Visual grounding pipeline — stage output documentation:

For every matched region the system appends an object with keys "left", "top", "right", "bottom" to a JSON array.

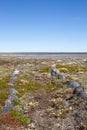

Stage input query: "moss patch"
[
  {"left": 45, "top": 80, "right": 64, "bottom": 92},
  {"left": 15, "top": 79, "right": 45, "bottom": 96},
  {"left": 56, "top": 64, "right": 85, "bottom": 73},
  {"left": 39, "top": 66, "right": 50, "bottom": 73},
  {"left": 13, "top": 100, "right": 20, "bottom": 106},
  {"left": 0, "top": 77, "right": 9, "bottom": 90}
]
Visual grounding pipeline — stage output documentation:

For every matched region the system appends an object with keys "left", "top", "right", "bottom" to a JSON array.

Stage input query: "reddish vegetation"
[{"left": 0, "top": 112, "right": 25, "bottom": 130}]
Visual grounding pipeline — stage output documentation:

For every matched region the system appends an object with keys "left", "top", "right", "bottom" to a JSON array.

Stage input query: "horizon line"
[{"left": 0, "top": 52, "right": 87, "bottom": 54}]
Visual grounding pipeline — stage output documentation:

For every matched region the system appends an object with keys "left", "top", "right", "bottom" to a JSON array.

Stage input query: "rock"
[
  {"left": 8, "top": 67, "right": 19, "bottom": 86},
  {"left": 68, "top": 62, "right": 77, "bottom": 65},
  {"left": 8, "top": 94, "right": 19, "bottom": 101},
  {"left": 50, "top": 64, "right": 65, "bottom": 80},
  {"left": 57, "top": 72, "right": 65, "bottom": 80},
  {"left": 9, "top": 88, "right": 19, "bottom": 95},
  {"left": 2, "top": 88, "right": 19, "bottom": 113},
  {"left": 10, "top": 75, "right": 17, "bottom": 83},
  {"left": 51, "top": 64, "right": 56, "bottom": 68},
  {"left": 63, "top": 101, "right": 69, "bottom": 107},
  {"left": 13, "top": 69, "right": 19, "bottom": 75},
  {"left": 2, "top": 99, "right": 14, "bottom": 113},
  {"left": 52, "top": 123, "right": 61, "bottom": 130},
  {"left": 66, "top": 80, "right": 81, "bottom": 89},
  {"left": 7, "top": 82, "right": 14, "bottom": 86},
  {"left": 66, "top": 80, "right": 87, "bottom": 100},
  {"left": 80, "top": 92, "right": 87, "bottom": 100}
]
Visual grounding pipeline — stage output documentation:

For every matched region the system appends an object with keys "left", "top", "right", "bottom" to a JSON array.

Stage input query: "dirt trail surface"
[{"left": 0, "top": 56, "right": 87, "bottom": 130}]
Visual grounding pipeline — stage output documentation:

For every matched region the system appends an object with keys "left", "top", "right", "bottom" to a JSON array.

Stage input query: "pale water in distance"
[{"left": 0, "top": 53, "right": 87, "bottom": 59}]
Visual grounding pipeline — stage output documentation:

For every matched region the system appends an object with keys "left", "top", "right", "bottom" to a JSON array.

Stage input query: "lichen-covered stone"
[
  {"left": 9, "top": 88, "right": 19, "bottom": 95},
  {"left": 2, "top": 99, "right": 14, "bottom": 113}
]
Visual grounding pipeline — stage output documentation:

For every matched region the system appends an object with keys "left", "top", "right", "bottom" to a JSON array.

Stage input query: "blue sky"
[{"left": 0, "top": 0, "right": 87, "bottom": 52}]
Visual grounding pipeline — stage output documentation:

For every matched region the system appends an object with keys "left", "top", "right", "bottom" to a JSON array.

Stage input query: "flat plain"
[{"left": 0, "top": 55, "right": 87, "bottom": 130}]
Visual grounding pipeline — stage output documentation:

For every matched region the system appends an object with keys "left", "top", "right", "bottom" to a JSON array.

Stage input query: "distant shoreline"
[{"left": 0, "top": 52, "right": 87, "bottom": 59}]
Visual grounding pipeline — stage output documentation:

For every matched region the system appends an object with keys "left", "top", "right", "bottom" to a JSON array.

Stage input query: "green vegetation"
[
  {"left": 0, "top": 77, "right": 9, "bottom": 90},
  {"left": 16, "top": 92, "right": 23, "bottom": 98},
  {"left": 39, "top": 66, "right": 49, "bottom": 73},
  {"left": 46, "top": 80, "right": 64, "bottom": 91},
  {"left": 0, "top": 91, "right": 8, "bottom": 113},
  {"left": 0, "top": 81, "right": 8, "bottom": 113},
  {"left": 0, "top": 77, "right": 10, "bottom": 111},
  {"left": 56, "top": 64, "right": 85, "bottom": 73},
  {"left": 15, "top": 77, "right": 63, "bottom": 94},
  {"left": 0, "top": 93, "right": 7, "bottom": 104},
  {"left": 11, "top": 110, "right": 30, "bottom": 125},
  {"left": 13, "top": 99, "right": 20, "bottom": 106},
  {"left": 0, "top": 59, "right": 10, "bottom": 65},
  {"left": 0, "top": 57, "right": 87, "bottom": 129},
  {"left": 21, "top": 82, "right": 41, "bottom": 93},
  {"left": 15, "top": 77, "right": 45, "bottom": 95},
  {"left": 46, "top": 81, "right": 57, "bottom": 91}
]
